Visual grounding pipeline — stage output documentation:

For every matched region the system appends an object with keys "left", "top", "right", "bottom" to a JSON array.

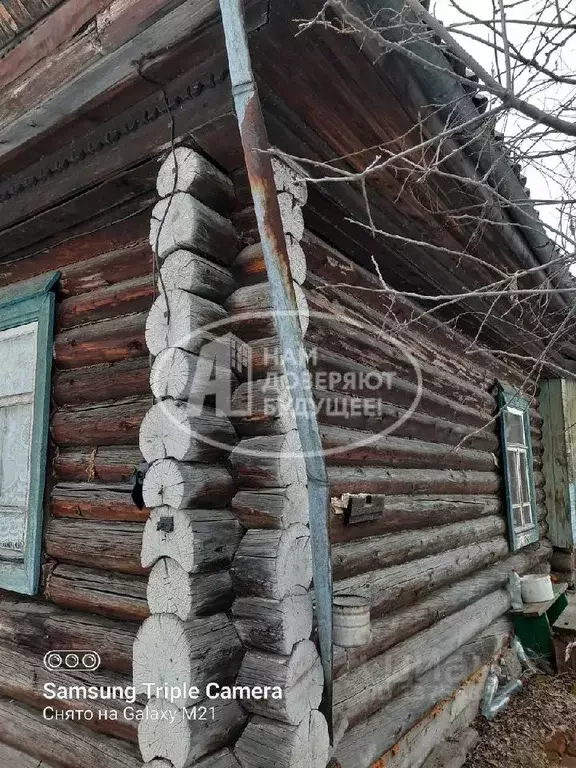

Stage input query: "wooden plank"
[
  {"left": 57, "top": 275, "right": 154, "bottom": 330},
  {"left": 54, "top": 357, "right": 151, "bottom": 406},
  {"left": 54, "top": 313, "right": 148, "bottom": 369},
  {"left": 53, "top": 446, "right": 142, "bottom": 483},
  {"left": 513, "top": 582, "right": 568, "bottom": 617},
  {"left": 58, "top": 242, "right": 152, "bottom": 297},
  {"left": 51, "top": 482, "right": 149, "bottom": 522}
]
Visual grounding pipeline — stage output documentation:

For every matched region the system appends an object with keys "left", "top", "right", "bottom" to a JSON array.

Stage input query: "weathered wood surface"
[
  {"left": 150, "top": 192, "right": 238, "bottom": 263},
  {"left": 147, "top": 558, "right": 234, "bottom": 619},
  {"left": 335, "top": 537, "right": 509, "bottom": 617},
  {"left": 156, "top": 147, "right": 235, "bottom": 212},
  {"left": 145, "top": 289, "right": 227, "bottom": 356},
  {"left": 143, "top": 459, "right": 235, "bottom": 509},
  {"left": 150, "top": 345, "right": 238, "bottom": 401},
  {"left": 234, "top": 239, "right": 307, "bottom": 286},
  {"left": 335, "top": 542, "right": 550, "bottom": 676},
  {"left": 0, "top": 740, "right": 59, "bottom": 767},
  {"left": 235, "top": 710, "right": 329, "bottom": 768},
  {"left": 334, "top": 621, "right": 511, "bottom": 767},
  {"left": 45, "top": 519, "right": 145, "bottom": 575},
  {"left": 327, "top": 467, "right": 501, "bottom": 497},
  {"left": 332, "top": 515, "right": 506, "bottom": 580},
  {"left": 330, "top": 495, "right": 500, "bottom": 543},
  {"left": 45, "top": 564, "right": 149, "bottom": 621},
  {"left": 232, "top": 591, "right": 313, "bottom": 654},
  {"left": 231, "top": 524, "right": 312, "bottom": 600},
  {"left": 230, "top": 432, "right": 307, "bottom": 488},
  {"left": 0, "top": 699, "right": 141, "bottom": 768},
  {"left": 58, "top": 241, "right": 152, "bottom": 297},
  {"left": 230, "top": 377, "right": 296, "bottom": 436},
  {"left": 139, "top": 400, "right": 237, "bottom": 463},
  {"left": 334, "top": 590, "right": 510, "bottom": 727},
  {"left": 236, "top": 640, "right": 323, "bottom": 724},
  {"left": 138, "top": 697, "right": 246, "bottom": 768},
  {"left": 55, "top": 312, "right": 147, "bottom": 368},
  {"left": 0, "top": 644, "right": 140, "bottom": 742},
  {"left": 159, "top": 249, "right": 235, "bottom": 299},
  {"left": 54, "top": 357, "right": 150, "bottom": 406},
  {"left": 51, "top": 482, "right": 148, "bottom": 522},
  {"left": 225, "top": 282, "right": 309, "bottom": 340},
  {"left": 51, "top": 398, "right": 151, "bottom": 446},
  {"left": 231, "top": 486, "right": 309, "bottom": 529},
  {"left": 54, "top": 447, "right": 143, "bottom": 483},
  {"left": 141, "top": 507, "right": 242, "bottom": 571},
  {"left": 134, "top": 613, "right": 244, "bottom": 708},
  {"left": 57, "top": 275, "right": 154, "bottom": 329},
  {"left": 271, "top": 157, "right": 308, "bottom": 205}
]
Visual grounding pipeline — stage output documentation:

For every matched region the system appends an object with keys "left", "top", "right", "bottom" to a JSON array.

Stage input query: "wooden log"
[
  {"left": 138, "top": 697, "right": 246, "bottom": 768},
  {"left": 54, "top": 312, "right": 147, "bottom": 369},
  {"left": 232, "top": 590, "right": 313, "bottom": 654},
  {"left": 271, "top": 157, "right": 308, "bottom": 205},
  {"left": 150, "top": 192, "right": 238, "bottom": 263},
  {"left": 234, "top": 239, "right": 307, "bottom": 285},
  {"left": 231, "top": 524, "right": 312, "bottom": 600},
  {"left": 51, "top": 398, "right": 151, "bottom": 447},
  {"left": 335, "top": 537, "right": 509, "bottom": 617},
  {"left": 236, "top": 640, "right": 323, "bottom": 724},
  {"left": 335, "top": 541, "right": 551, "bottom": 676},
  {"left": 133, "top": 613, "right": 243, "bottom": 708},
  {"left": 45, "top": 564, "right": 149, "bottom": 621},
  {"left": 144, "top": 750, "right": 241, "bottom": 768},
  {"left": 150, "top": 345, "right": 238, "bottom": 401},
  {"left": 225, "top": 283, "right": 309, "bottom": 340},
  {"left": 0, "top": 699, "right": 141, "bottom": 768},
  {"left": 327, "top": 466, "right": 500, "bottom": 497},
  {"left": 51, "top": 482, "right": 148, "bottom": 522},
  {"left": 235, "top": 710, "right": 329, "bottom": 768},
  {"left": 230, "top": 432, "right": 307, "bottom": 489},
  {"left": 332, "top": 515, "right": 506, "bottom": 580},
  {"left": 334, "top": 590, "right": 510, "bottom": 728},
  {"left": 54, "top": 446, "right": 142, "bottom": 483},
  {"left": 156, "top": 147, "right": 235, "bottom": 212},
  {"left": 54, "top": 357, "right": 150, "bottom": 406},
  {"left": 59, "top": 242, "right": 152, "bottom": 298},
  {"left": 231, "top": 486, "right": 309, "bottom": 529},
  {"left": 44, "top": 517, "right": 144, "bottom": 575},
  {"left": 334, "top": 622, "right": 511, "bottom": 768},
  {"left": 330, "top": 495, "right": 500, "bottom": 543},
  {"left": 321, "top": 426, "right": 495, "bottom": 472},
  {"left": 277, "top": 191, "right": 305, "bottom": 240},
  {"left": 142, "top": 459, "right": 235, "bottom": 510},
  {"left": 159, "top": 249, "right": 235, "bottom": 300},
  {"left": 0, "top": 644, "right": 140, "bottom": 743},
  {"left": 147, "top": 558, "right": 234, "bottom": 620},
  {"left": 145, "top": 289, "right": 228, "bottom": 356},
  {"left": 57, "top": 276, "right": 154, "bottom": 330},
  {"left": 141, "top": 506, "right": 242, "bottom": 571},
  {"left": 139, "top": 400, "right": 237, "bottom": 463},
  {"left": 0, "top": 741, "right": 59, "bottom": 767},
  {"left": 230, "top": 376, "right": 296, "bottom": 436}
]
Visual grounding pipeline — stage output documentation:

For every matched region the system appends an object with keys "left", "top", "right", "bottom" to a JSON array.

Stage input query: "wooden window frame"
[
  {"left": 497, "top": 384, "right": 539, "bottom": 552},
  {"left": 0, "top": 272, "right": 58, "bottom": 594}
]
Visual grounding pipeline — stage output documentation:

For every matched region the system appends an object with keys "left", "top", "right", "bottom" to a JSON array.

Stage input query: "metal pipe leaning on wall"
[{"left": 135, "top": 147, "right": 248, "bottom": 768}]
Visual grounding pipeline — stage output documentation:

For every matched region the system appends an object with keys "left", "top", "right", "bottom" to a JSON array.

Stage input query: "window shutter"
[{"left": 0, "top": 272, "right": 59, "bottom": 594}]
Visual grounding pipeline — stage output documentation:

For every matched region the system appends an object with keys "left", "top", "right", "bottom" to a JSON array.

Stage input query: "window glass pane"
[
  {"left": 505, "top": 409, "right": 526, "bottom": 445},
  {"left": 0, "top": 322, "right": 37, "bottom": 399},
  {"left": 512, "top": 505, "right": 524, "bottom": 528},
  {"left": 519, "top": 456, "right": 534, "bottom": 525},
  {"left": 507, "top": 448, "right": 522, "bottom": 506},
  {"left": 0, "top": 402, "right": 33, "bottom": 508}
]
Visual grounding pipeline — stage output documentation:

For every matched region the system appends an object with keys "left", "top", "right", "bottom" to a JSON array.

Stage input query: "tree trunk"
[
  {"left": 159, "top": 249, "right": 234, "bottom": 300},
  {"left": 231, "top": 486, "right": 309, "bottom": 529},
  {"left": 142, "top": 459, "right": 235, "bottom": 509},
  {"left": 232, "top": 591, "right": 313, "bottom": 654},
  {"left": 147, "top": 557, "right": 233, "bottom": 620},
  {"left": 156, "top": 147, "right": 234, "bottom": 213}
]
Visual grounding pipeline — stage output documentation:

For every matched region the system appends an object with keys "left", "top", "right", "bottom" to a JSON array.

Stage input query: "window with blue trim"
[
  {"left": 0, "top": 272, "right": 59, "bottom": 594},
  {"left": 497, "top": 384, "right": 539, "bottom": 551}
]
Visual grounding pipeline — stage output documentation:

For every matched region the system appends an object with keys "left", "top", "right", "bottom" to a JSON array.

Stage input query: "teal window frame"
[
  {"left": 497, "top": 384, "right": 539, "bottom": 551},
  {"left": 0, "top": 272, "right": 59, "bottom": 594}
]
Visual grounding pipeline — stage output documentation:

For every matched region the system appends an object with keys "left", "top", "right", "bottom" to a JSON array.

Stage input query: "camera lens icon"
[{"left": 43, "top": 650, "right": 101, "bottom": 671}]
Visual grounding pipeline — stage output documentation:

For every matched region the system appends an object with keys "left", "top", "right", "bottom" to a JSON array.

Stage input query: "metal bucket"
[{"left": 333, "top": 594, "right": 371, "bottom": 648}]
